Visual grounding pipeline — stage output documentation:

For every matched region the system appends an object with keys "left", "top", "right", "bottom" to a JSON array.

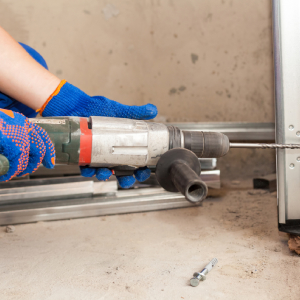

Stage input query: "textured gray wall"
[{"left": 0, "top": 0, "right": 275, "bottom": 178}]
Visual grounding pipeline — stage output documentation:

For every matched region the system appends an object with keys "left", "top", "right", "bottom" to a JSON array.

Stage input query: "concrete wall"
[
  {"left": 1, "top": 0, "right": 275, "bottom": 178},
  {"left": 1, "top": 0, "right": 274, "bottom": 122}
]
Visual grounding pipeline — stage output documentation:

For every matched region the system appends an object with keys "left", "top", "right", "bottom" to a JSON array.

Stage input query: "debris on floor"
[
  {"left": 247, "top": 189, "right": 268, "bottom": 196},
  {"left": 6, "top": 225, "right": 15, "bottom": 233},
  {"left": 288, "top": 234, "right": 300, "bottom": 255}
]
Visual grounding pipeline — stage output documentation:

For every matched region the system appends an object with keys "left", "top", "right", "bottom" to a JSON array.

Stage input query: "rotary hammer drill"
[{"left": 0, "top": 116, "right": 231, "bottom": 203}]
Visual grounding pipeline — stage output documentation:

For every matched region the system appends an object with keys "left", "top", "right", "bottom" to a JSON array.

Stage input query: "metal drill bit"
[
  {"left": 190, "top": 258, "right": 218, "bottom": 287},
  {"left": 230, "top": 143, "right": 300, "bottom": 149}
]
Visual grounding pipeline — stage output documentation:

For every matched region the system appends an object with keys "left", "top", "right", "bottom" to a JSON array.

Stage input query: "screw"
[
  {"left": 289, "top": 125, "right": 294, "bottom": 130},
  {"left": 290, "top": 163, "right": 295, "bottom": 169},
  {"left": 190, "top": 258, "right": 218, "bottom": 287}
]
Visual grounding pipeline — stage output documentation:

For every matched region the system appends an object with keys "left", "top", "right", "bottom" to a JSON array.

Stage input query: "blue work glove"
[
  {"left": 39, "top": 80, "right": 157, "bottom": 188},
  {"left": 0, "top": 43, "right": 48, "bottom": 118},
  {"left": 0, "top": 109, "right": 55, "bottom": 181},
  {"left": 79, "top": 166, "right": 151, "bottom": 189}
]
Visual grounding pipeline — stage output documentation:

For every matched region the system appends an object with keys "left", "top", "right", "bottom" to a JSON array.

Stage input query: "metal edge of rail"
[
  {"left": 0, "top": 188, "right": 192, "bottom": 226},
  {"left": 170, "top": 122, "right": 275, "bottom": 142},
  {"left": 0, "top": 170, "right": 220, "bottom": 226}
]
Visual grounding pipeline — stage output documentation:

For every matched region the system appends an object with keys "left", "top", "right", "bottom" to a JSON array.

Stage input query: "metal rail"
[
  {"left": 0, "top": 170, "right": 220, "bottom": 225},
  {"left": 171, "top": 122, "right": 275, "bottom": 142},
  {"left": 0, "top": 188, "right": 193, "bottom": 225},
  {"left": 0, "top": 181, "right": 118, "bottom": 205}
]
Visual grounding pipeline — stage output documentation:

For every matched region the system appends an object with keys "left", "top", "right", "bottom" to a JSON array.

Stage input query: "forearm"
[{"left": 0, "top": 27, "right": 60, "bottom": 111}]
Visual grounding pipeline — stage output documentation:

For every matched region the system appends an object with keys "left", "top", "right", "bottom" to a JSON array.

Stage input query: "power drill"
[{"left": 0, "top": 116, "right": 229, "bottom": 203}]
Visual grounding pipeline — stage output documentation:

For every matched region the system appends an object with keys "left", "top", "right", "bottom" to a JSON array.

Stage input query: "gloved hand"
[
  {"left": 0, "top": 43, "right": 48, "bottom": 118},
  {"left": 0, "top": 108, "right": 55, "bottom": 181},
  {"left": 38, "top": 80, "right": 157, "bottom": 188},
  {"left": 0, "top": 41, "right": 157, "bottom": 188},
  {"left": 79, "top": 166, "right": 151, "bottom": 189}
]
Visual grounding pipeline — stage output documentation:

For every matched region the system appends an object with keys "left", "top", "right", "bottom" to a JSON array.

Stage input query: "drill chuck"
[
  {"left": 183, "top": 131, "right": 229, "bottom": 158},
  {"left": 167, "top": 125, "right": 230, "bottom": 158}
]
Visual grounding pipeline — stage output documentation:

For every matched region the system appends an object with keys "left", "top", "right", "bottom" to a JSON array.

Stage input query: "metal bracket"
[{"left": 273, "top": 0, "right": 300, "bottom": 234}]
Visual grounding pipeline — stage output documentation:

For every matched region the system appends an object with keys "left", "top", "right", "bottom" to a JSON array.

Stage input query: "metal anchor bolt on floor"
[{"left": 190, "top": 258, "right": 218, "bottom": 287}]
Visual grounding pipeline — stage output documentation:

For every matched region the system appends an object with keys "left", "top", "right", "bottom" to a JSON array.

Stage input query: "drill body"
[
  {"left": 31, "top": 116, "right": 230, "bottom": 169},
  {"left": 1, "top": 116, "right": 229, "bottom": 203}
]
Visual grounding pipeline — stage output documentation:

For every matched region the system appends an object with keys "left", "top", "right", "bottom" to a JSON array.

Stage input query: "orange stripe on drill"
[
  {"left": 37, "top": 79, "right": 67, "bottom": 115},
  {"left": 79, "top": 118, "right": 92, "bottom": 165}
]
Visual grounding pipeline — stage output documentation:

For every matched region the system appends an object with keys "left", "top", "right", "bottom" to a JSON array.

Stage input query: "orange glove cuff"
[{"left": 36, "top": 79, "right": 67, "bottom": 114}]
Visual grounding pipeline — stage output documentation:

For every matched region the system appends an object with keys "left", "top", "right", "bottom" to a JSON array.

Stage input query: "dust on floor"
[{"left": 0, "top": 184, "right": 299, "bottom": 300}]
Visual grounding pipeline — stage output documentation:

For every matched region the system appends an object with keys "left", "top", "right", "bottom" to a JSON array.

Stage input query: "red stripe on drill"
[{"left": 79, "top": 118, "right": 92, "bottom": 165}]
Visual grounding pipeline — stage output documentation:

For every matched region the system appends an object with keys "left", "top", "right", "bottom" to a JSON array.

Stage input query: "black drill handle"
[
  {"left": 156, "top": 148, "right": 208, "bottom": 204},
  {"left": 170, "top": 160, "right": 208, "bottom": 203}
]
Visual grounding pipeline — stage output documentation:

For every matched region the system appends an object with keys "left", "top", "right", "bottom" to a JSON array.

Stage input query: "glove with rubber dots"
[
  {"left": 0, "top": 43, "right": 48, "bottom": 118},
  {"left": 38, "top": 80, "right": 157, "bottom": 188},
  {"left": 0, "top": 108, "right": 55, "bottom": 181}
]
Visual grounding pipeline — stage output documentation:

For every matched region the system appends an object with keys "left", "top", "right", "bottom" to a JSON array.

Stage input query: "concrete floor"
[{"left": 1, "top": 184, "right": 299, "bottom": 300}]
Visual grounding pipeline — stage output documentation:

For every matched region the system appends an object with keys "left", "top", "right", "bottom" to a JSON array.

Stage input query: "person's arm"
[
  {"left": 0, "top": 26, "right": 60, "bottom": 111},
  {"left": 0, "top": 27, "right": 157, "bottom": 187}
]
